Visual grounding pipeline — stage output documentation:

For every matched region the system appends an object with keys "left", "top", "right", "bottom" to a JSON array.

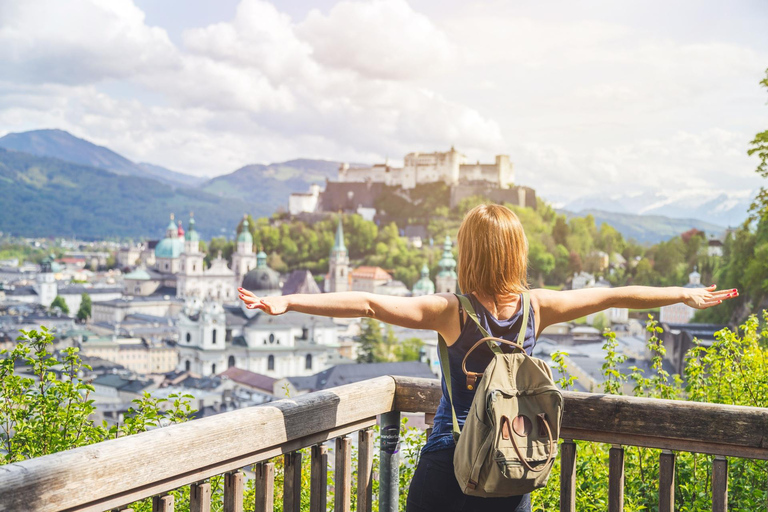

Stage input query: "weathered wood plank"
[
  {"left": 560, "top": 440, "right": 576, "bottom": 512},
  {"left": 357, "top": 429, "right": 374, "bottom": 512},
  {"left": 712, "top": 456, "right": 728, "bottom": 512},
  {"left": 253, "top": 462, "right": 274, "bottom": 512},
  {"left": 658, "top": 451, "right": 675, "bottom": 512},
  {"left": 223, "top": 472, "right": 244, "bottom": 512},
  {"left": 189, "top": 482, "right": 211, "bottom": 512},
  {"left": 608, "top": 446, "right": 624, "bottom": 512},
  {"left": 0, "top": 376, "right": 395, "bottom": 512},
  {"left": 152, "top": 495, "right": 174, "bottom": 512},
  {"left": 335, "top": 436, "right": 352, "bottom": 512},
  {"left": 283, "top": 451, "right": 303, "bottom": 512},
  {"left": 310, "top": 444, "right": 328, "bottom": 512},
  {"left": 393, "top": 377, "right": 441, "bottom": 415}
]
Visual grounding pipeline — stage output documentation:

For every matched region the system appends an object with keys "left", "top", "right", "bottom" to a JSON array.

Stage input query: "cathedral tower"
[{"left": 232, "top": 215, "right": 257, "bottom": 288}]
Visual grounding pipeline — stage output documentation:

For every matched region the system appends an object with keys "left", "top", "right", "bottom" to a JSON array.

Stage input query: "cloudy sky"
[{"left": 0, "top": 0, "right": 766, "bottom": 206}]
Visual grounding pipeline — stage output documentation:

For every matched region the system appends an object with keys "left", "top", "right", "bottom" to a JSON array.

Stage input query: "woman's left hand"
[{"left": 683, "top": 285, "right": 738, "bottom": 309}]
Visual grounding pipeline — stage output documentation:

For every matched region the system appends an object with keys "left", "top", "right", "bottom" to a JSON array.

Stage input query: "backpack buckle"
[{"left": 466, "top": 372, "right": 479, "bottom": 390}]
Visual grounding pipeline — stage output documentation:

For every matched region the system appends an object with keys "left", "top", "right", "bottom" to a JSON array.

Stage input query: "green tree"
[
  {"left": 395, "top": 337, "right": 424, "bottom": 362},
  {"left": 748, "top": 68, "right": 768, "bottom": 218},
  {"left": 49, "top": 295, "right": 69, "bottom": 315},
  {"left": 76, "top": 292, "right": 91, "bottom": 322},
  {"left": 357, "top": 318, "right": 385, "bottom": 363}
]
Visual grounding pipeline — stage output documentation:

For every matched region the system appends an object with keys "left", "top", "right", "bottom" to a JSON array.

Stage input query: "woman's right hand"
[{"left": 238, "top": 288, "right": 288, "bottom": 315}]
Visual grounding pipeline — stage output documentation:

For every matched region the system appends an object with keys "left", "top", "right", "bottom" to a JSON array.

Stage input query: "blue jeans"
[{"left": 406, "top": 447, "right": 532, "bottom": 512}]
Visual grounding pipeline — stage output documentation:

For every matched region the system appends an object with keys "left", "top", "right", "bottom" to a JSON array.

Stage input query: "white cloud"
[
  {"left": 0, "top": 0, "right": 764, "bottom": 215},
  {"left": 297, "top": 0, "right": 455, "bottom": 80},
  {"left": 0, "top": 0, "right": 178, "bottom": 84}
]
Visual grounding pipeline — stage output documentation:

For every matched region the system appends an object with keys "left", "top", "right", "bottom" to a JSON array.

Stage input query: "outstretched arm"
[
  {"left": 238, "top": 287, "right": 458, "bottom": 337},
  {"left": 531, "top": 285, "right": 738, "bottom": 337}
]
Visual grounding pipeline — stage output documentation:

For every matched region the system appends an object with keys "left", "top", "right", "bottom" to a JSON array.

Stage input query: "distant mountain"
[
  {"left": 558, "top": 208, "right": 727, "bottom": 244},
  {"left": 199, "top": 158, "right": 348, "bottom": 216},
  {"left": 0, "top": 148, "right": 252, "bottom": 239},
  {"left": 138, "top": 162, "right": 207, "bottom": 187},
  {"left": 563, "top": 189, "right": 752, "bottom": 227},
  {"left": 0, "top": 129, "right": 205, "bottom": 188}
]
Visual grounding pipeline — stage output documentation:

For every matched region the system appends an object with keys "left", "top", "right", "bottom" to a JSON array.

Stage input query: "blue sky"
[{"left": 0, "top": 0, "right": 766, "bottom": 209}]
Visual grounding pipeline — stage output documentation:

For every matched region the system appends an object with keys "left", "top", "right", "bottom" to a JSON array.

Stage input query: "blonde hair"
[{"left": 457, "top": 204, "right": 529, "bottom": 297}]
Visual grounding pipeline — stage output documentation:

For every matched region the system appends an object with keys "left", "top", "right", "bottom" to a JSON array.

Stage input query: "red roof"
[
  {"left": 219, "top": 367, "right": 276, "bottom": 392},
  {"left": 351, "top": 266, "right": 391, "bottom": 280}
]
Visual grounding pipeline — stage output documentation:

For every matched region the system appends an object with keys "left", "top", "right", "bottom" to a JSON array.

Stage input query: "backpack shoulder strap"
[
  {"left": 437, "top": 334, "right": 461, "bottom": 441},
  {"left": 518, "top": 291, "right": 531, "bottom": 346}
]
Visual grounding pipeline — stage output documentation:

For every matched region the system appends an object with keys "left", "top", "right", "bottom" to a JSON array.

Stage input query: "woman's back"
[{"left": 422, "top": 292, "right": 537, "bottom": 455}]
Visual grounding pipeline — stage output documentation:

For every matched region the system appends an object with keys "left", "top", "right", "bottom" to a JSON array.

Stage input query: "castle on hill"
[
  {"left": 338, "top": 147, "right": 513, "bottom": 189},
  {"left": 288, "top": 147, "right": 536, "bottom": 217}
]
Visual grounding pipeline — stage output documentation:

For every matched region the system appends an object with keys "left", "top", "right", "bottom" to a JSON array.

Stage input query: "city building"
[
  {"left": 122, "top": 214, "right": 236, "bottom": 301},
  {"left": 176, "top": 299, "right": 345, "bottom": 378},
  {"left": 350, "top": 266, "right": 392, "bottom": 293}
]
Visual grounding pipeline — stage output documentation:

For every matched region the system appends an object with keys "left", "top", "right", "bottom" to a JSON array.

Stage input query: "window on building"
[
  {"left": 268, "top": 355, "right": 275, "bottom": 371},
  {"left": 212, "top": 330, "right": 217, "bottom": 344},
  {"left": 186, "top": 333, "right": 191, "bottom": 343},
  {"left": 228, "top": 355, "right": 236, "bottom": 368},
  {"left": 226, "top": 329, "right": 232, "bottom": 342},
  {"left": 193, "top": 264, "right": 196, "bottom": 272},
  {"left": 269, "top": 333, "right": 275, "bottom": 344},
  {"left": 305, "top": 354, "right": 312, "bottom": 370},
  {"left": 301, "top": 327, "right": 309, "bottom": 340},
  {"left": 212, "top": 363, "right": 216, "bottom": 374}
]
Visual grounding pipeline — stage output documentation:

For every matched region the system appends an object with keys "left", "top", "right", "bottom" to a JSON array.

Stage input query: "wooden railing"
[{"left": 0, "top": 376, "right": 766, "bottom": 512}]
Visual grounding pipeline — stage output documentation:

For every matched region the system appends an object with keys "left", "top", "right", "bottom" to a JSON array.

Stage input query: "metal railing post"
[{"left": 378, "top": 410, "right": 401, "bottom": 512}]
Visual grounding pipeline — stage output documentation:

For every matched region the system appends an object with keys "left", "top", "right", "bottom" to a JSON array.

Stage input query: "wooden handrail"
[
  {"left": 1, "top": 375, "right": 767, "bottom": 512},
  {"left": 392, "top": 377, "right": 768, "bottom": 460},
  {"left": 0, "top": 376, "right": 396, "bottom": 512}
]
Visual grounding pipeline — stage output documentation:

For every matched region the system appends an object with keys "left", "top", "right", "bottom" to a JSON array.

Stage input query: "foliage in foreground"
[{"left": 3, "top": 317, "right": 768, "bottom": 510}]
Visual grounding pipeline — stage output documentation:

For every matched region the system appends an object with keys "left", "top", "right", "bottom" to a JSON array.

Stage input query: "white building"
[
  {"left": 177, "top": 300, "right": 342, "bottom": 378},
  {"left": 122, "top": 214, "right": 236, "bottom": 302},
  {"left": 288, "top": 184, "right": 321, "bottom": 215}
]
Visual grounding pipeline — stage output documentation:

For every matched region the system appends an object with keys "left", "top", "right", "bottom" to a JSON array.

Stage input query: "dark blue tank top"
[{"left": 422, "top": 293, "right": 537, "bottom": 454}]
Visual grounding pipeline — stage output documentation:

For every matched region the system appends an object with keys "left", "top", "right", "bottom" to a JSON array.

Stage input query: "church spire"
[{"left": 333, "top": 215, "right": 346, "bottom": 254}]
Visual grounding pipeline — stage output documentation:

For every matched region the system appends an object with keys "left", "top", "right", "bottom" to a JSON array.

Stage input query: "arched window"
[
  {"left": 185, "top": 360, "right": 190, "bottom": 372},
  {"left": 228, "top": 355, "right": 236, "bottom": 368},
  {"left": 211, "top": 363, "right": 216, "bottom": 375},
  {"left": 212, "top": 330, "right": 217, "bottom": 344},
  {"left": 186, "top": 333, "right": 191, "bottom": 343},
  {"left": 269, "top": 333, "right": 275, "bottom": 344},
  {"left": 305, "top": 354, "right": 312, "bottom": 370},
  {"left": 267, "top": 355, "right": 275, "bottom": 371}
]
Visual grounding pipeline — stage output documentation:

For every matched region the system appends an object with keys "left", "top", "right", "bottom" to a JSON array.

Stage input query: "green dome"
[
  {"left": 256, "top": 250, "right": 268, "bottom": 268},
  {"left": 155, "top": 237, "right": 185, "bottom": 259},
  {"left": 412, "top": 264, "right": 435, "bottom": 294}
]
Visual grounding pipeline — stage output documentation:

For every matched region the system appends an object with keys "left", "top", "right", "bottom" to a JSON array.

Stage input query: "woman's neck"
[{"left": 472, "top": 291, "right": 520, "bottom": 320}]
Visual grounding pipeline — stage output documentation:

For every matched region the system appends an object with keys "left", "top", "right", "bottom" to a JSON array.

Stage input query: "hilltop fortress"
[
  {"left": 289, "top": 147, "right": 535, "bottom": 217},
  {"left": 338, "top": 147, "right": 513, "bottom": 189}
]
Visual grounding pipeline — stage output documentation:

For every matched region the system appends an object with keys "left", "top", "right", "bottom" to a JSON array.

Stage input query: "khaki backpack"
[{"left": 437, "top": 292, "right": 563, "bottom": 497}]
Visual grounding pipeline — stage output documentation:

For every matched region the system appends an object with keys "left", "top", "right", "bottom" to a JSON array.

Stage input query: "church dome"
[
  {"left": 412, "top": 263, "right": 435, "bottom": 295},
  {"left": 237, "top": 217, "right": 253, "bottom": 245},
  {"left": 242, "top": 266, "right": 281, "bottom": 292},
  {"left": 155, "top": 237, "right": 185, "bottom": 259}
]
